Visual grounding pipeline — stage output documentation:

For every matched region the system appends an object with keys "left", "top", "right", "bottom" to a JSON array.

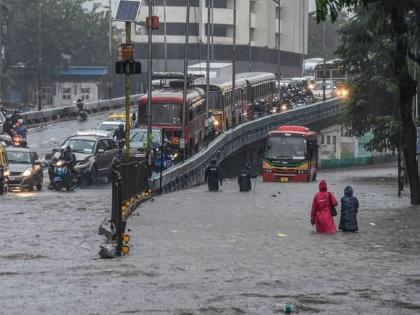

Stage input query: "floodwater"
[{"left": 1, "top": 164, "right": 419, "bottom": 314}]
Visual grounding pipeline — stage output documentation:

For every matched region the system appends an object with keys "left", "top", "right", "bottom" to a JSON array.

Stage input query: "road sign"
[{"left": 115, "top": 0, "right": 142, "bottom": 22}]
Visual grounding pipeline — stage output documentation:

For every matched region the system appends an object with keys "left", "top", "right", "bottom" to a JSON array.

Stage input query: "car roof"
[
  {"left": 74, "top": 129, "right": 110, "bottom": 137},
  {"left": 66, "top": 135, "right": 104, "bottom": 141}
]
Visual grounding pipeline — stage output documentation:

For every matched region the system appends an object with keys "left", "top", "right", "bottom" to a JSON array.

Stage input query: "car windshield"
[
  {"left": 7, "top": 151, "right": 31, "bottom": 164},
  {"left": 130, "top": 129, "right": 161, "bottom": 144},
  {"left": 64, "top": 139, "right": 95, "bottom": 154},
  {"left": 314, "top": 82, "right": 334, "bottom": 90},
  {"left": 138, "top": 103, "right": 182, "bottom": 124},
  {"left": 98, "top": 123, "right": 120, "bottom": 131},
  {"left": 265, "top": 135, "right": 307, "bottom": 160}
]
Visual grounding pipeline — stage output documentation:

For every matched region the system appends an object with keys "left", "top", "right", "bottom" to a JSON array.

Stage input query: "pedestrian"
[
  {"left": 311, "top": 180, "right": 337, "bottom": 234},
  {"left": 339, "top": 185, "right": 359, "bottom": 232},
  {"left": 205, "top": 160, "right": 222, "bottom": 192},
  {"left": 238, "top": 164, "right": 257, "bottom": 192}
]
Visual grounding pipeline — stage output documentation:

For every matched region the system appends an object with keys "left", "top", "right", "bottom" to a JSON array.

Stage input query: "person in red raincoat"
[{"left": 311, "top": 180, "right": 338, "bottom": 234}]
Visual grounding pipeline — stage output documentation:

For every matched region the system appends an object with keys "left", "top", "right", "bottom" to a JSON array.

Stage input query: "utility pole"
[
  {"left": 232, "top": 0, "right": 237, "bottom": 125},
  {"left": 301, "top": 0, "right": 305, "bottom": 77},
  {"left": 37, "top": 0, "right": 42, "bottom": 111},
  {"left": 322, "top": 21, "right": 326, "bottom": 102},
  {"left": 124, "top": 21, "right": 132, "bottom": 159},
  {"left": 211, "top": 0, "right": 214, "bottom": 61},
  {"left": 205, "top": 0, "right": 211, "bottom": 122},
  {"left": 248, "top": 1, "right": 252, "bottom": 72},
  {"left": 182, "top": 0, "right": 191, "bottom": 161},
  {"left": 0, "top": 3, "right": 8, "bottom": 102},
  {"left": 108, "top": 0, "right": 113, "bottom": 99},
  {"left": 276, "top": 0, "right": 281, "bottom": 102},
  {"left": 163, "top": 0, "right": 167, "bottom": 72},
  {"left": 147, "top": 0, "right": 153, "bottom": 168}
]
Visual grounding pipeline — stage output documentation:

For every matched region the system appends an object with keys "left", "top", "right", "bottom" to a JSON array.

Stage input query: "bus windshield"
[
  {"left": 138, "top": 103, "right": 182, "bottom": 125},
  {"left": 265, "top": 135, "right": 307, "bottom": 160}
]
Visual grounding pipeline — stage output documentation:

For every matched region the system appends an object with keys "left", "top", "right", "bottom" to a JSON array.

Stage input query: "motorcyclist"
[
  {"left": 3, "top": 117, "right": 14, "bottom": 137},
  {"left": 11, "top": 110, "right": 22, "bottom": 125},
  {"left": 205, "top": 160, "right": 223, "bottom": 192},
  {"left": 76, "top": 98, "right": 84, "bottom": 111},
  {"left": 238, "top": 164, "right": 257, "bottom": 192},
  {"left": 113, "top": 124, "right": 126, "bottom": 141},
  {"left": 15, "top": 119, "right": 27, "bottom": 138},
  {"left": 61, "top": 145, "right": 76, "bottom": 184}
]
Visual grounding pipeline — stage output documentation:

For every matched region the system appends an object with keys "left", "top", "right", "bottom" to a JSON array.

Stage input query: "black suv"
[{"left": 47, "top": 134, "right": 118, "bottom": 185}]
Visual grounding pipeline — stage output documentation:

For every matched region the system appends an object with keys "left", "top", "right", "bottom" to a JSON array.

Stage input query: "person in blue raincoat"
[{"left": 339, "top": 185, "right": 359, "bottom": 232}]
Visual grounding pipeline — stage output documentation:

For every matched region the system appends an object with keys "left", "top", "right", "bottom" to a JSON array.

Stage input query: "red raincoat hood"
[{"left": 319, "top": 180, "right": 328, "bottom": 192}]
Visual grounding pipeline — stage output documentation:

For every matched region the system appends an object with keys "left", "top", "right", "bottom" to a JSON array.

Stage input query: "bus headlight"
[{"left": 280, "top": 104, "right": 288, "bottom": 111}]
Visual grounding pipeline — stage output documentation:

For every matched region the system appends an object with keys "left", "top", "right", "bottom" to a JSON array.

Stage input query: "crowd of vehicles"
[{"left": 0, "top": 68, "right": 340, "bottom": 194}]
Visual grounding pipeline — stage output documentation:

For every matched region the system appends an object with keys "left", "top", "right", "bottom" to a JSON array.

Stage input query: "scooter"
[{"left": 51, "top": 160, "right": 74, "bottom": 191}]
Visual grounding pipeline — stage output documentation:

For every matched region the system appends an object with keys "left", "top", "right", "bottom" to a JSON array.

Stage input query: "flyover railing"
[
  {"left": 21, "top": 94, "right": 141, "bottom": 127},
  {"left": 149, "top": 97, "right": 344, "bottom": 193}
]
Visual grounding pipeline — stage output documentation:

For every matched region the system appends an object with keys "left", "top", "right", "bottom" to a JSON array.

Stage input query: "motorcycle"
[
  {"left": 51, "top": 160, "right": 74, "bottom": 191},
  {"left": 78, "top": 108, "right": 88, "bottom": 121}
]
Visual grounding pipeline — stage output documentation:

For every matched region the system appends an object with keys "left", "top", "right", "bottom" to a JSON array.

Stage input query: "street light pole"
[
  {"left": 182, "top": 0, "right": 191, "bottom": 161},
  {"left": 322, "top": 21, "right": 326, "bottom": 102},
  {"left": 37, "top": 0, "right": 42, "bottom": 111},
  {"left": 163, "top": 0, "right": 167, "bottom": 72},
  {"left": 232, "top": 0, "right": 237, "bottom": 125},
  {"left": 205, "top": 0, "right": 211, "bottom": 123},
  {"left": 147, "top": 0, "right": 153, "bottom": 169},
  {"left": 277, "top": 0, "right": 281, "bottom": 102},
  {"left": 108, "top": 0, "right": 113, "bottom": 99}
]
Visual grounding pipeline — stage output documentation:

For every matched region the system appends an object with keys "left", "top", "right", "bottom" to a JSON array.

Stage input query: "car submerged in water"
[{"left": 6, "top": 147, "right": 43, "bottom": 191}]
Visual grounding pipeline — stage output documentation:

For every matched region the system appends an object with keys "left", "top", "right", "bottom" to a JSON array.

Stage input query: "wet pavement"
[{"left": 1, "top": 164, "right": 420, "bottom": 314}]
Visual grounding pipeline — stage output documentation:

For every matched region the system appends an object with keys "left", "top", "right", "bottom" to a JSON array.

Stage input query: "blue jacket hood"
[{"left": 344, "top": 185, "right": 353, "bottom": 197}]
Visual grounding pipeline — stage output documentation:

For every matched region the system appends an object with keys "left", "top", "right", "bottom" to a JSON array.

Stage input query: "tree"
[
  {"left": 336, "top": 5, "right": 400, "bottom": 151},
  {"left": 5, "top": 0, "right": 116, "bottom": 102},
  {"left": 316, "top": 0, "right": 420, "bottom": 204},
  {"left": 307, "top": 12, "right": 347, "bottom": 59}
]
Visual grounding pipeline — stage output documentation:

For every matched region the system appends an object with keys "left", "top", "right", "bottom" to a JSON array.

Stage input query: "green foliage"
[
  {"left": 6, "top": 0, "right": 115, "bottom": 85},
  {"left": 336, "top": 4, "right": 400, "bottom": 151},
  {"left": 307, "top": 12, "right": 347, "bottom": 59}
]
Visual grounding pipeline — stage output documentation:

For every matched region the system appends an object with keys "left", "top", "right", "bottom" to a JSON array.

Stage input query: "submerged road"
[{"left": 1, "top": 164, "right": 419, "bottom": 314}]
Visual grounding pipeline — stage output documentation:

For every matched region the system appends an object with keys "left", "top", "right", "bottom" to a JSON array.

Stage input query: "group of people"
[
  {"left": 205, "top": 161, "right": 359, "bottom": 234},
  {"left": 2, "top": 111, "right": 27, "bottom": 139},
  {"left": 204, "top": 161, "right": 257, "bottom": 192},
  {"left": 311, "top": 180, "right": 359, "bottom": 233}
]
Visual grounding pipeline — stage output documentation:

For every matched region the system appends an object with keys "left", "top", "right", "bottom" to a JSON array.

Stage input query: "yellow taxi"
[{"left": 0, "top": 143, "right": 9, "bottom": 194}]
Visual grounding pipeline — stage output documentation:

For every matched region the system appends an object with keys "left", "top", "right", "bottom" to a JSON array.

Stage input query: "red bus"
[
  {"left": 262, "top": 125, "right": 318, "bottom": 182},
  {"left": 137, "top": 87, "right": 206, "bottom": 157}
]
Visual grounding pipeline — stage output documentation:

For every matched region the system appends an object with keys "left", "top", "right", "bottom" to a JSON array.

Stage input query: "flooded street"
[{"left": 1, "top": 164, "right": 419, "bottom": 314}]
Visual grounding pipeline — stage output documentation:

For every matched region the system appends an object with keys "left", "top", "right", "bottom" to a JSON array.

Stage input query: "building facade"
[{"left": 132, "top": 0, "right": 308, "bottom": 77}]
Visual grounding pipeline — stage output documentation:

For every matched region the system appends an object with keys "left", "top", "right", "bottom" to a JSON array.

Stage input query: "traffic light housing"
[{"left": 115, "top": 60, "right": 142, "bottom": 75}]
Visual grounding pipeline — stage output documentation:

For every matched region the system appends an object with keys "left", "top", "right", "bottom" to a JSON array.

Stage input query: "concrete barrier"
[{"left": 22, "top": 95, "right": 142, "bottom": 127}]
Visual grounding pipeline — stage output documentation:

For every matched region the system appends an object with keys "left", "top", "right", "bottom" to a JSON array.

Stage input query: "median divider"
[{"left": 22, "top": 94, "right": 142, "bottom": 127}]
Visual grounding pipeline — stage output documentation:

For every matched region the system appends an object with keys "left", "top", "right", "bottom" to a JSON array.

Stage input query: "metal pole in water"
[
  {"left": 124, "top": 21, "right": 132, "bottom": 160},
  {"left": 205, "top": 0, "right": 211, "bottom": 125},
  {"left": 147, "top": 0, "right": 153, "bottom": 171}
]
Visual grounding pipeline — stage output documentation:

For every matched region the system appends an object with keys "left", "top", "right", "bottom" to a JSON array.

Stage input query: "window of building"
[
  {"left": 327, "top": 136, "right": 331, "bottom": 145},
  {"left": 321, "top": 135, "right": 325, "bottom": 144},
  {"left": 333, "top": 136, "right": 337, "bottom": 146},
  {"left": 62, "top": 88, "right": 71, "bottom": 100}
]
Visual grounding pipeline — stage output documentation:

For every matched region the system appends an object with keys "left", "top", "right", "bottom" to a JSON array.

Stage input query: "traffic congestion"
[{"left": 0, "top": 72, "right": 342, "bottom": 196}]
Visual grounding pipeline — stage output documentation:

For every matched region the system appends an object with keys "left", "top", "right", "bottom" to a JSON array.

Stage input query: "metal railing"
[
  {"left": 21, "top": 95, "right": 141, "bottom": 127},
  {"left": 149, "top": 97, "right": 344, "bottom": 193}
]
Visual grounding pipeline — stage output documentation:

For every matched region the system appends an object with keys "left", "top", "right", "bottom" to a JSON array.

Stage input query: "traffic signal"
[{"left": 115, "top": 60, "right": 142, "bottom": 75}]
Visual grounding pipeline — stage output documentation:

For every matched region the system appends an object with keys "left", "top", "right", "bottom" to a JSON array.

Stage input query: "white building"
[{"left": 97, "top": 0, "right": 308, "bottom": 77}]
